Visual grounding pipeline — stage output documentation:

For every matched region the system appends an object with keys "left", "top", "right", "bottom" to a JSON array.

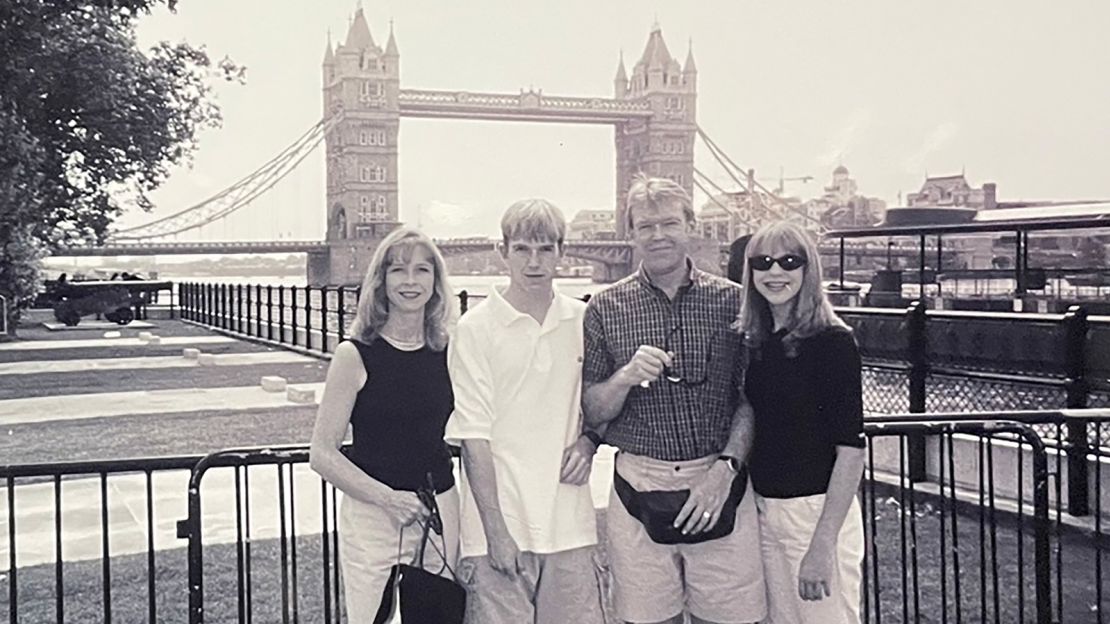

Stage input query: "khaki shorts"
[
  {"left": 607, "top": 452, "right": 767, "bottom": 623},
  {"left": 757, "top": 493, "right": 864, "bottom": 624},
  {"left": 457, "top": 545, "right": 607, "bottom": 624},
  {"left": 338, "top": 487, "right": 460, "bottom": 623}
]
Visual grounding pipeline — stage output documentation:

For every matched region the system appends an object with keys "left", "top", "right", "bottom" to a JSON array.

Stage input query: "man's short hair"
[
  {"left": 501, "top": 198, "right": 566, "bottom": 245},
  {"left": 624, "top": 174, "right": 696, "bottom": 234}
]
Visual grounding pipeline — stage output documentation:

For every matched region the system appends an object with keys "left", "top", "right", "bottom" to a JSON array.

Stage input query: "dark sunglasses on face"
[{"left": 748, "top": 254, "right": 808, "bottom": 272}]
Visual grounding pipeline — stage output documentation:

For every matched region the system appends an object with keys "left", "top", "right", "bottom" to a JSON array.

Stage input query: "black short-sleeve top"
[
  {"left": 346, "top": 338, "right": 455, "bottom": 494},
  {"left": 744, "top": 326, "right": 866, "bottom": 499}
]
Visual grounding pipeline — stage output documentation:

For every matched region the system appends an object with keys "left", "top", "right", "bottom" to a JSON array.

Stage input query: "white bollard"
[
  {"left": 287, "top": 386, "right": 317, "bottom": 404},
  {"left": 261, "top": 376, "right": 287, "bottom": 392},
  {"left": 103, "top": 331, "right": 122, "bottom": 339},
  {"left": 197, "top": 353, "right": 217, "bottom": 366},
  {"left": 138, "top": 331, "right": 154, "bottom": 342},
  {"left": 182, "top": 348, "right": 200, "bottom": 360}
]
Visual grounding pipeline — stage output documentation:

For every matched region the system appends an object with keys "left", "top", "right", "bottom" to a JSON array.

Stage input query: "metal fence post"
[
  {"left": 906, "top": 300, "right": 928, "bottom": 482},
  {"left": 278, "top": 286, "right": 286, "bottom": 344},
  {"left": 290, "top": 286, "right": 298, "bottom": 346},
  {"left": 1063, "top": 304, "right": 1090, "bottom": 516},
  {"left": 336, "top": 286, "right": 346, "bottom": 344},
  {"left": 236, "top": 284, "right": 244, "bottom": 334},
  {"left": 320, "top": 286, "right": 329, "bottom": 353},
  {"left": 244, "top": 285, "right": 252, "bottom": 337},
  {"left": 256, "top": 285, "right": 263, "bottom": 338},
  {"left": 224, "top": 284, "right": 231, "bottom": 329},
  {"left": 304, "top": 286, "right": 314, "bottom": 351},
  {"left": 267, "top": 286, "right": 274, "bottom": 341}
]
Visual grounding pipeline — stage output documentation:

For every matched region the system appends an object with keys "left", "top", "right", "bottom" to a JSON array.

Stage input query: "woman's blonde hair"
[
  {"left": 736, "top": 220, "right": 847, "bottom": 357},
  {"left": 347, "top": 227, "right": 454, "bottom": 351}
]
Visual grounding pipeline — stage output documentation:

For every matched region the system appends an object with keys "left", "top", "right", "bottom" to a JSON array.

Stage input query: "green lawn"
[{"left": 2, "top": 503, "right": 1106, "bottom": 624}]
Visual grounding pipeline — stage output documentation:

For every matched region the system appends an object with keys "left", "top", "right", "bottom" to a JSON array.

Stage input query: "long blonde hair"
[
  {"left": 736, "top": 220, "right": 847, "bottom": 357},
  {"left": 347, "top": 227, "right": 454, "bottom": 351}
]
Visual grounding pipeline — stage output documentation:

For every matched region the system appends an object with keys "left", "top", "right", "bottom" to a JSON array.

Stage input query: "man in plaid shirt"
[{"left": 583, "top": 175, "right": 766, "bottom": 624}]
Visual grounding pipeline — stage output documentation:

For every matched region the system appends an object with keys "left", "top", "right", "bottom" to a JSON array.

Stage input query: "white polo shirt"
[{"left": 445, "top": 286, "right": 597, "bottom": 558}]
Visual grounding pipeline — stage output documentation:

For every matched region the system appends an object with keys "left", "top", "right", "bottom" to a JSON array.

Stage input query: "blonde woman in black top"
[
  {"left": 309, "top": 227, "right": 458, "bottom": 621},
  {"left": 736, "top": 220, "right": 866, "bottom": 623}
]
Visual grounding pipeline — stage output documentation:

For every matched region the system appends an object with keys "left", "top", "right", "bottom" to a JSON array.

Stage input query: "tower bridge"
[{"left": 57, "top": 8, "right": 882, "bottom": 284}]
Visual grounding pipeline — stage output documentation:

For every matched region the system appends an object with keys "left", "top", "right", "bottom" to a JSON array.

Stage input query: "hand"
[
  {"left": 673, "top": 461, "right": 735, "bottom": 534},
  {"left": 383, "top": 490, "right": 428, "bottom": 527},
  {"left": 560, "top": 434, "right": 597, "bottom": 485},
  {"left": 617, "top": 345, "right": 673, "bottom": 388},
  {"left": 486, "top": 525, "right": 522, "bottom": 577},
  {"left": 798, "top": 539, "right": 835, "bottom": 601}
]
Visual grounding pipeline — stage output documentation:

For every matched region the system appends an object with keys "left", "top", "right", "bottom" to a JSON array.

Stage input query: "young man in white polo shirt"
[{"left": 445, "top": 198, "right": 605, "bottom": 624}]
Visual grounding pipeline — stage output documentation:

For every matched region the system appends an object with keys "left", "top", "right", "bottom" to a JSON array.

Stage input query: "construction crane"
[{"left": 758, "top": 167, "right": 814, "bottom": 196}]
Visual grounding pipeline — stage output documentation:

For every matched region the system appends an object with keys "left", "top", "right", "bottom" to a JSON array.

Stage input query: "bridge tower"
[
  {"left": 613, "top": 24, "right": 698, "bottom": 238},
  {"left": 312, "top": 7, "right": 402, "bottom": 284}
]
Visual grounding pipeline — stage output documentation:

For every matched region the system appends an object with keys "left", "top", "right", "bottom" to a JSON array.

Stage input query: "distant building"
[
  {"left": 907, "top": 174, "right": 997, "bottom": 210},
  {"left": 809, "top": 165, "right": 886, "bottom": 230},
  {"left": 697, "top": 191, "right": 807, "bottom": 243},
  {"left": 567, "top": 209, "right": 616, "bottom": 240}
]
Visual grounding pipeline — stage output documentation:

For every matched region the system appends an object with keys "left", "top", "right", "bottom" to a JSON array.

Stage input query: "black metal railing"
[
  {"left": 169, "top": 411, "right": 1103, "bottom": 623},
  {"left": 1, "top": 455, "right": 205, "bottom": 624},
  {"left": 178, "top": 283, "right": 1110, "bottom": 510},
  {"left": 2, "top": 411, "right": 1106, "bottom": 623}
]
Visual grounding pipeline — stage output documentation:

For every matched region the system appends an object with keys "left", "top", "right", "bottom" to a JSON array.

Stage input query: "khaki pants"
[
  {"left": 756, "top": 493, "right": 864, "bottom": 624},
  {"left": 338, "top": 488, "right": 460, "bottom": 624}
]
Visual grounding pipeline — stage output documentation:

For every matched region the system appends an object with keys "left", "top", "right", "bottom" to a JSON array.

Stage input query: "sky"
[{"left": 119, "top": 0, "right": 1110, "bottom": 242}]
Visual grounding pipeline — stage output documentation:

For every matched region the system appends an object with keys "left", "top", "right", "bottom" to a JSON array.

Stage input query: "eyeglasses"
[
  {"left": 748, "top": 254, "right": 808, "bottom": 272},
  {"left": 662, "top": 322, "right": 710, "bottom": 387},
  {"left": 417, "top": 476, "right": 443, "bottom": 535}
]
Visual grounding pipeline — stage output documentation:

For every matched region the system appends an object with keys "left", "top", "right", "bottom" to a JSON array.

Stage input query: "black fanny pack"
[{"left": 613, "top": 462, "right": 748, "bottom": 545}]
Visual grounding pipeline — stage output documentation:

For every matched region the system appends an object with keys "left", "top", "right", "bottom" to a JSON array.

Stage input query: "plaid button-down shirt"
[{"left": 583, "top": 262, "right": 744, "bottom": 461}]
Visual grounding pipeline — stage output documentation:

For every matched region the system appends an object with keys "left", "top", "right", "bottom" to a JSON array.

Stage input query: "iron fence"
[
  {"left": 0, "top": 455, "right": 203, "bottom": 624},
  {"left": 2, "top": 412, "right": 1107, "bottom": 623},
  {"left": 179, "top": 283, "right": 1110, "bottom": 495}
]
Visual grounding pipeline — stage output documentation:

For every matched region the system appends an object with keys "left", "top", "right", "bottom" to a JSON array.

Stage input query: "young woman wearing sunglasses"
[{"left": 735, "top": 220, "right": 866, "bottom": 623}]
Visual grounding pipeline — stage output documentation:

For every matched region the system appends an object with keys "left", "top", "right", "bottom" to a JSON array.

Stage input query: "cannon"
[{"left": 47, "top": 279, "right": 173, "bottom": 326}]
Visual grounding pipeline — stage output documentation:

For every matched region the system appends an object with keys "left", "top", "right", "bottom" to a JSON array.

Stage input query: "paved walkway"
[
  {"left": 0, "top": 351, "right": 314, "bottom": 375},
  {"left": 0, "top": 383, "right": 326, "bottom": 426},
  {"left": 0, "top": 335, "right": 235, "bottom": 351}
]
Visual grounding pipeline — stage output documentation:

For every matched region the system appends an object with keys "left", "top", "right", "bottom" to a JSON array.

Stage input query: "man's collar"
[
  {"left": 635, "top": 257, "right": 703, "bottom": 291},
  {"left": 486, "top": 284, "right": 576, "bottom": 327}
]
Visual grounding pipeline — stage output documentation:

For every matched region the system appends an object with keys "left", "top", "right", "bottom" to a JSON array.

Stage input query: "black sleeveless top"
[{"left": 347, "top": 338, "right": 455, "bottom": 494}]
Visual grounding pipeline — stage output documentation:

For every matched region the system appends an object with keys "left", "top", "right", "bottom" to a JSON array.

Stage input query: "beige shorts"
[
  {"left": 457, "top": 545, "right": 607, "bottom": 624},
  {"left": 607, "top": 452, "right": 767, "bottom": 623},
  {"left": 337, "top": 487, "right": 460, "bottom": 623},
  {"left": 756, "top": 493, "right": 864, "bottom": 624}
]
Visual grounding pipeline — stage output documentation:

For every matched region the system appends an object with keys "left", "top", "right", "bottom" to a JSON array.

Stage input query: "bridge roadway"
[
  {"left": 61, "top": 238, "right": 927, "bottom": 260},
  {"left": 397, "top": 88, "right": 654, "bottom": 124}
]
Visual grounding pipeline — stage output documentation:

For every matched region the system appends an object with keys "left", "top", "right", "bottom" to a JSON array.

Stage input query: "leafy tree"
[{"left": 0, "top": 0, "right": 243, "bottom": 334}]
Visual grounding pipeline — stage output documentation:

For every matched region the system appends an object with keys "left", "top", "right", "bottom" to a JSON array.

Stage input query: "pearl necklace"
[{"left": 380, "top": 332, "right": 424, "bottom": 350}]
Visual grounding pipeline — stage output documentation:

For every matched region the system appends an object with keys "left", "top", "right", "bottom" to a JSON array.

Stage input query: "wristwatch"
[
  {"left": 717, "top": 455, "right": 743, "bottom": 474},
  {"left": 582, "top": 430, "right": 603, "bottom": 447}
]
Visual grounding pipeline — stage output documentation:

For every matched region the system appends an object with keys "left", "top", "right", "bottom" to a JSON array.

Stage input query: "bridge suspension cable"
[
  {"left": 695, "top": 126, "right": 825, "bottom": 230},
  {"left": 692, "top": 168, "right": 756, "bottom": 229},
  {"left": 108, "top": 116, "right": 339, "bottom": 242}
]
